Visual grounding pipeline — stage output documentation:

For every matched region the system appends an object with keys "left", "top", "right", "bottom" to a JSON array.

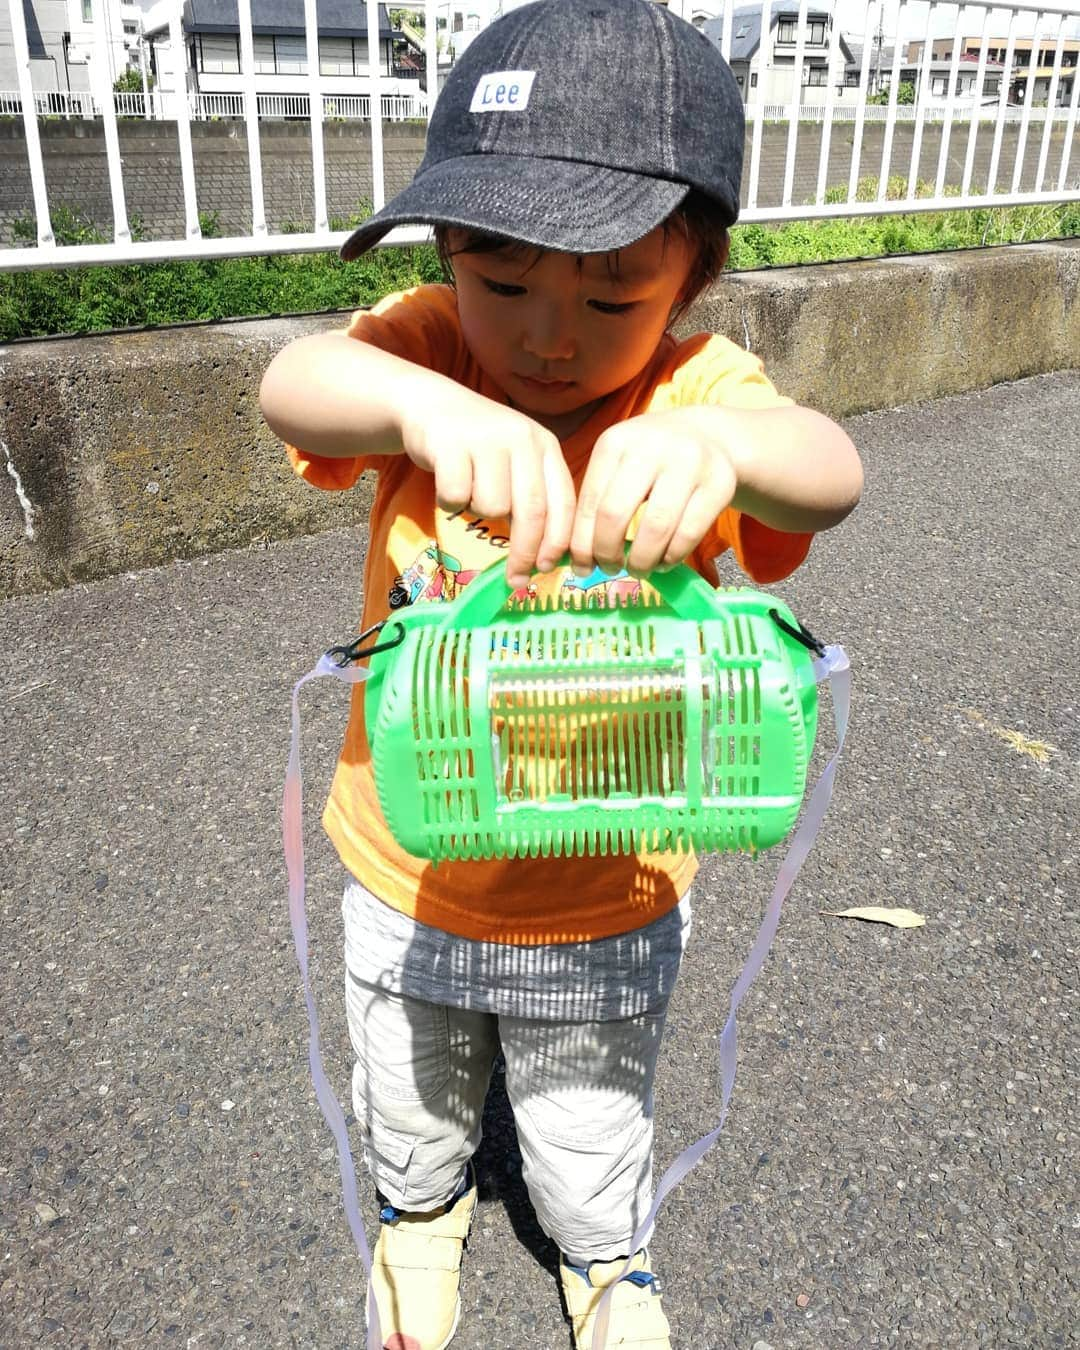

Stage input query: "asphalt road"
[{"left": 2, "top": 370, "right": 1077, "bottom": 1349}]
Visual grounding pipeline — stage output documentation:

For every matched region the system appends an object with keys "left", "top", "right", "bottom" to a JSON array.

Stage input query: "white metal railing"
[
  {"left": 752, "top": 101, "right": 1078, "bottom": 122},
  {"left": 2, "top": 0, "right": 1079, "bottom": 272}
]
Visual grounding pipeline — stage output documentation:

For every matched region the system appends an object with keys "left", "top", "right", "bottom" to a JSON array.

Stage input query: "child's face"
[{"left": 449, "top": 225, "right": 697, "bottom": 437}]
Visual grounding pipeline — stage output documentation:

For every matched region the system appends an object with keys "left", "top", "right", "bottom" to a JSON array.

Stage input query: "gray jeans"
[{"left": 344, "top": 970, "right": 674, "bottom": 1263}]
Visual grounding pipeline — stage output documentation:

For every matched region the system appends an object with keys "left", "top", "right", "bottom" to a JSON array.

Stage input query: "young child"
[{"left": 261, "top": 2, "right": 862, "bottom": 1346}]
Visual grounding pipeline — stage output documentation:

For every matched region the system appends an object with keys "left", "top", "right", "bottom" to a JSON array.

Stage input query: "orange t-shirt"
[{"left": 288, "top": 284, "right": 813, "bottom": 944}]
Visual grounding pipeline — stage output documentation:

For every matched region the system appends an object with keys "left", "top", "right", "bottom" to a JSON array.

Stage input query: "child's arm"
[
  {"left": 570, "top": 404, "right": 863, "bottom": 577},
  {"left": 260, "top": 333, "right": 576, "bottom": 587}
]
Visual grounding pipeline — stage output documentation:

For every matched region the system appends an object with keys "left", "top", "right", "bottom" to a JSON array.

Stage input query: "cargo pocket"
[{"left": 345, "top": 971, "right": 451, "bottom": 1102}]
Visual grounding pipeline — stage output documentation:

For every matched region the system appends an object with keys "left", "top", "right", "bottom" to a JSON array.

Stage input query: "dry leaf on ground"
[{"left": 820, "top": 906, "right": 926, "bottom": 928}]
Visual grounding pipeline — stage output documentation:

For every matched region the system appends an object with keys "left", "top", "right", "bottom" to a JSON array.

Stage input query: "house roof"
[
  {"left": 703, "top": 3, "right": 834, "bottom": 63},
  {"left": 702, "top": 3, "right": 826, "bottom": 62},
  {"left": 846, "top": 40, "right": 896, "bottom": 72},
  {"left": 182, "top": 0, "right": 395, "bottom": 39}
]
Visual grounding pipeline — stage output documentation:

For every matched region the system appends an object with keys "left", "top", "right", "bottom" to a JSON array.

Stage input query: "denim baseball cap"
[{"left": 340, "top": 0, "right": 744, "bottom": 260}]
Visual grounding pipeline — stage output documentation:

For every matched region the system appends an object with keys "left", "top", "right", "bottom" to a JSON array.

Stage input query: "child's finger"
[
  {"left": 584, "top": 461, "right": 658, "bottom": 574},
  {"left": 506, "top": 447, "right": 549, "bottom": 586},
  {"left": 624, "top": 467, "right": 694, "bottom": 574},
  {"left": 659, "top": 484, "right": 727, "bottom": 569},
  {"left": 432, "top": 443, "right": 474, "bottom": 514},
  {"left": 536, "top": 446, "right": 576, "bottom": 571},
  {"left": 569, "top": 444, "right": 619, "bottom": 574}
]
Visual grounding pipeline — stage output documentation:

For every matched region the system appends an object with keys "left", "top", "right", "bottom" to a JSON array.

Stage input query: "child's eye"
[
  {"left": 588, "top": 299, "right": 637, "bottom": 315},
  {"left": 481, "top": 278, "right": 526, "bottom": 297}
]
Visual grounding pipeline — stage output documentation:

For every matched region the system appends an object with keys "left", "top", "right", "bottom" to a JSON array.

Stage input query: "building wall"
[{"left": 1, "top": 0, "right": 75, "bottom": 89}]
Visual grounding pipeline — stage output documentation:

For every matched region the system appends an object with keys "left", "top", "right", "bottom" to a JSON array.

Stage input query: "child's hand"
[
  {"left": 401, "top": 387, "right": 577, "bottom": 589},
  {"left": 570, "top": 409, "right": 737, "bottom": 577}
]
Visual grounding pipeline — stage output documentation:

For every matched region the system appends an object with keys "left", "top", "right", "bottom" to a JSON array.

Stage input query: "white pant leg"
[
  {"left": 344, "top": 971, "right": 499, "bottom": 1211},
  {"left": 499, "top": 1006, "right": 671, "bottom": 1263}
]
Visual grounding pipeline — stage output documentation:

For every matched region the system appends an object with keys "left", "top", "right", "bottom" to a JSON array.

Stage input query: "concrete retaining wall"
[{"left": 1, "top": 238, "right": 1077, "bottom": 600}]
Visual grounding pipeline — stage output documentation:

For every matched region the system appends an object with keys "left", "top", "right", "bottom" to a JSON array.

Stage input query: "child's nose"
[{"left": 522, "top": 303, "right": 575, "bottom": 361}]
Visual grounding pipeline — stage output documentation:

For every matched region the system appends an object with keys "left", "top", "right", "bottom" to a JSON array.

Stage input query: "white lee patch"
[{"left": 469, "top": 70, "right": 536, "bottom": 113}]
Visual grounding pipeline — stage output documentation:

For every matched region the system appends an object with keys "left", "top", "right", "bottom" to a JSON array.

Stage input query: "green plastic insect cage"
[{"left": 360, "top": 558, "right": 821, "bottom": 864}]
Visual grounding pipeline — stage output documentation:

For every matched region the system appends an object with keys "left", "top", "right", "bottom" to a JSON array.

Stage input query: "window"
[
  {"left": 321, "top": 37, "right": 350, "bottom": 75},
  {"left": 736, "top": 74, "right": 744, "bottom": 85},
  {"left": 984, "top": 76, "right": 1000, "bottom": 96},
  {"left": 81, "top": 0, "right": 91, "bottom": 20},
  {"left": 751, "top": 72, "right": 758, "bottom": 87},
  {"left": 843, "top": 69, "right": 859, "bottom": 87},
  {"left": 931, "top": 75, "right": 946, "bottom": 96},
  {"left": 805, "top": 65, "right": 827, "bottom": 85},
  {"left": 253, "top": 34, "right": 276, "bottom": 74},
  {"left": 777, "top": 19, "right": 795, "bottom": 44},
  {"left": 320, "top": 36, "right": 369, "bottom": 75},
  {"left": 1063, "top": 52, "right": 1078, "bottom": 68},
  {"left": 274, "top": 35, "right": 307, "bottom": 75},
  {"left": 808, "top": 20, "right": 826, "bottom": 46},
  {"left": 197, "top": 34, "right": 241, "bottom": 74}
]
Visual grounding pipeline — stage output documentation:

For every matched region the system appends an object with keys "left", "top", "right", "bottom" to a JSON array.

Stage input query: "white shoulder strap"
[{"left": 282, "top": 645, "right": 851, "bottom": 1350}]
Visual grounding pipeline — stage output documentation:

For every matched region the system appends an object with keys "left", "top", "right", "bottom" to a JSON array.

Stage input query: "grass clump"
[
  {"left": 0, "top": 206, "right": 442, "bottom": 341},
  {"left": 728, "top": 176, "right": 1080, "bottom": 269},
  {"left": 2, "top": 182, "right": 1079, "bottom": 340}
]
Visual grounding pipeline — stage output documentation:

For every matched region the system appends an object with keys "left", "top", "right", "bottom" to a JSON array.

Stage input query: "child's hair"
[{"left": 435, "top": 189, "right": 731, "bottom": 326}]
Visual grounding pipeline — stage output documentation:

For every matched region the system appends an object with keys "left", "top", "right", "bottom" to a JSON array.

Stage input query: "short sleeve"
[
  {"left": 286, "top": 285, "right": 465, "bottom": 492},
  {"left": 670, "top": 335, "right": 813, "bottom": 584},
  {"left": 668, "top": 333, "right": 795, "bottom": 412}
]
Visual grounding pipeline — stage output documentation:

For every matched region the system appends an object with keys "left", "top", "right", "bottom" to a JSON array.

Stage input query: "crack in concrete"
[{"left": 2, "top": 435, "right": 38, "bottom": 541}]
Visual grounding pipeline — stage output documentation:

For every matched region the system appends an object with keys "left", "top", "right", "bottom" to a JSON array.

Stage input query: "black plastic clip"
[
  {"left": 769, "top": 609, "right": 826, "bottom": 659},
  {"left": 327, "top": 619, "right": 407, "bottom": 668}
]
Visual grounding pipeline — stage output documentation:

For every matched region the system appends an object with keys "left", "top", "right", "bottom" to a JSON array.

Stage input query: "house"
[
  {"left": 702, "top": 3, "right": 857, "bottom": 107},
  {"left": 1, "top": 0, "right": 421, "bottom": 115},
  {"left": 165, "top": 0, "right": 416, "bottom": 104},
  {"left": 896, "top": 50, "right": 1005, "bottom": 106},
  {"left": 650, "top": 0, "right": 721, "bottom": 30},
  {"left": 0, "top": 0, "right": 141, "bottom": 96},
  {"left": 905, "top": 35, "right": 1078, "bottom": 106},
  {"left": 845, "top": 40, "right": 895, "bottom": 98}
]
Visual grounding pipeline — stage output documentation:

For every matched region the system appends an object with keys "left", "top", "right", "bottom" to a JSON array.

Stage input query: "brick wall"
[
  {"left": 0, "top": 115, "right": 1073, "bottom": 248},
  {"left": 0, "top": 119, "right": 428, "bottom": 245}
]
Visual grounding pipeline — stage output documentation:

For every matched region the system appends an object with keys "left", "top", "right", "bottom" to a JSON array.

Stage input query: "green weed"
[{"left": 2, "top": 185, "right": 1078, "bottom": 340}]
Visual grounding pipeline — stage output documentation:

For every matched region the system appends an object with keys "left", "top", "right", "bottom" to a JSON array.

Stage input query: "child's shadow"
[{"left": 473, "top": 1052, "right": 560, "bottom": 1279}]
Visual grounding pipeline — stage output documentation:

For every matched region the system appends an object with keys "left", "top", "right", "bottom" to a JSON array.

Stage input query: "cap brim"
[{"left": 339, "top": 154, "right": 689, "bottom": 260}]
